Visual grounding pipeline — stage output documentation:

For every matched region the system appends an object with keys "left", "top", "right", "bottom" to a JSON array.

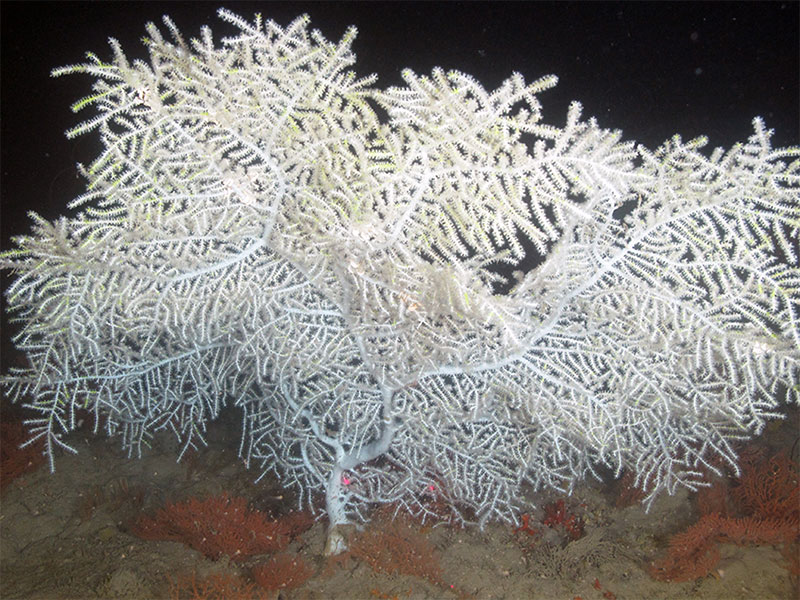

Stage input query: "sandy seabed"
[{"left": 1, "top": 405, "right": 797, "bottom": 600}]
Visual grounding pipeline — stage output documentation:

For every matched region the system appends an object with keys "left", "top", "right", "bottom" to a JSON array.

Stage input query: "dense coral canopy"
[{"left": 1, "top": 9, "right": 798, "bottom": 554}]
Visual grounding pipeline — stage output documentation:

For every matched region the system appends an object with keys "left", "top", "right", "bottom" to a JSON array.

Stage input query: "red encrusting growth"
[
  {"left": 0, "top": 419, "right": 46, "bottom": 492},
  {"left": 131, "top": 493, "right": 313, "bottom": 561},
  {"left": 650, "top": 446, "right": 800, "bottom": 582},
  {"left": 252, "top": 552, "right": 314, "bottom": 591},
  {"left": 542, "top": 499, "right": 585, "bottom": 541}
]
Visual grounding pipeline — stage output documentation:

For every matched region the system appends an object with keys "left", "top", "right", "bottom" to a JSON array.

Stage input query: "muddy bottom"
[{"left": 1, "top": 407, "right": 797, "bottom": 600}]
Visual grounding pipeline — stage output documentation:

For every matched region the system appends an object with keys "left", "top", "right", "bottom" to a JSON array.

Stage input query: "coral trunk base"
[{"left": 324, "top": 523, "right": 354, "bottom": 556}]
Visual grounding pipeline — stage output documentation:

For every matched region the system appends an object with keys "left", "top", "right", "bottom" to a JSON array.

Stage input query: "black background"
[
  {"left": 1, "top": 1, "right": 798, "bottom": 365},
  {"left": 2, "top": 1, "right": 798, "bottom": 245}
]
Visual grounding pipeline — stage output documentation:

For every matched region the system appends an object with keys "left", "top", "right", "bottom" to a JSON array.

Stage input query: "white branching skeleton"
[{"left": 2, "top": 10, "right": 798, "bottom": 554}]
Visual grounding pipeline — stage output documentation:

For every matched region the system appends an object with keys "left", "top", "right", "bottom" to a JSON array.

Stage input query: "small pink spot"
[{"left": 342, "top": 475, "right": 351, "bottom": 485}]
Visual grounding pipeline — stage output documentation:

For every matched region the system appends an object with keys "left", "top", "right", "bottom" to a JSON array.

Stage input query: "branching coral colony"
[{"left": 1, "top": 9, "right": 798, "bottom": 554}]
